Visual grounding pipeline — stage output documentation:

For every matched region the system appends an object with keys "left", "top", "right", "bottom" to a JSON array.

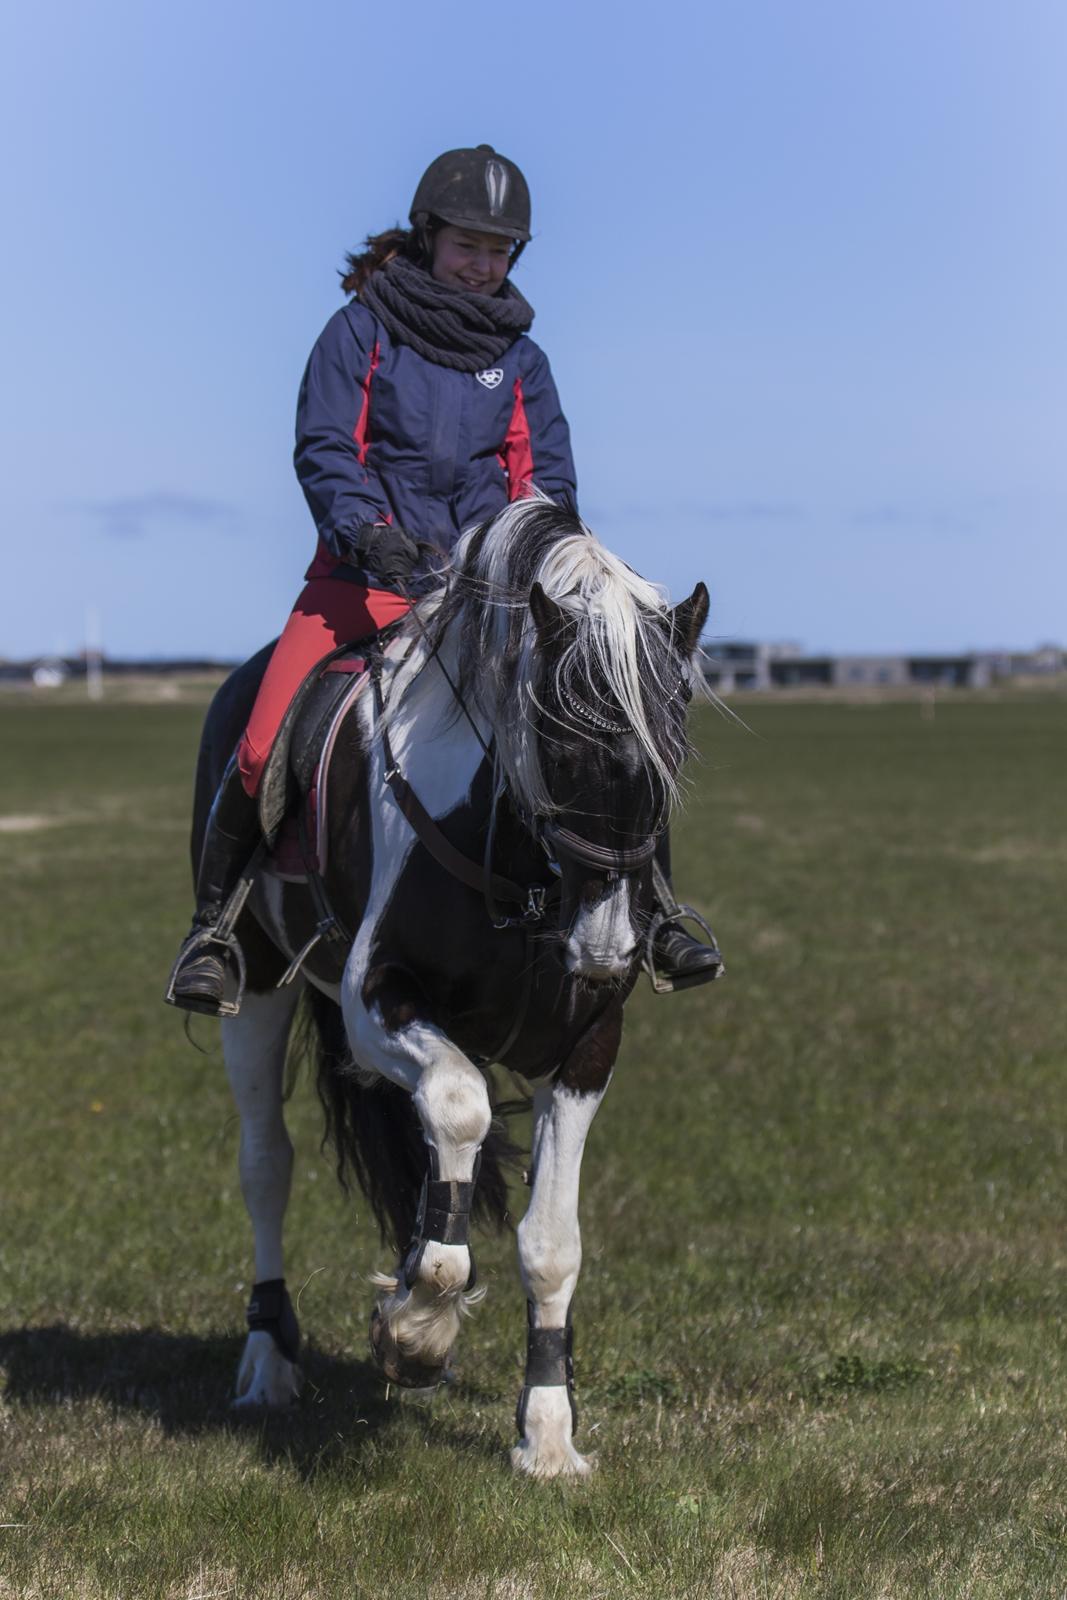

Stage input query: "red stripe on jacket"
[
  {"left": 501, "top": 375, "right": 535, "bottom": 500},
  {"left": 306, "top": 339, "right": 384, "bottom": 578},
  {"left": 352, "top": 340, "right": 381, "bottom": 464}
]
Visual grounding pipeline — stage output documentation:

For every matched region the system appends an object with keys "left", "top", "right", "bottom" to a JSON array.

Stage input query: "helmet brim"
[{"left": 414, "top": 206, "right": 531, "bottom": 243}]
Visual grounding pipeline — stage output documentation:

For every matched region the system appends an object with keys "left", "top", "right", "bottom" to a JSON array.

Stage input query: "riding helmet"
[{"left": 410, "top": 145, "right": 532, "bottom": 241}]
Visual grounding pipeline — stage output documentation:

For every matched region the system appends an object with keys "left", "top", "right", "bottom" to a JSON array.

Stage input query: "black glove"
[{"left": 351, "top": 523, "right": 420, "bottom": 591}]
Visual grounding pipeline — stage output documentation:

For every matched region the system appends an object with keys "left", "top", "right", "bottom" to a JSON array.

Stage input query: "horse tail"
[{"left": 303, "top": 985, "right": 518, "bottom": 1253}]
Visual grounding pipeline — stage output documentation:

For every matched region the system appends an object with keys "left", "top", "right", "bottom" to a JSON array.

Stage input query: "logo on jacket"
[{"left": 475, "top": 368, "right": 504, "bottom": 390}]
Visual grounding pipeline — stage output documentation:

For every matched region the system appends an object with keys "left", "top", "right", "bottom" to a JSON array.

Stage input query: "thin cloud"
[
  {"left": 698, "top": 501, "right": 805, "bottom": 524},
  {"left": 851, "top": 503, "right": 972, "bottom": 533},
  {"left": 80, "top": 492, "right": 240, "bottom": 539},
  {"left": 583, "top": 499, "right": 806, "bottom": 526}
]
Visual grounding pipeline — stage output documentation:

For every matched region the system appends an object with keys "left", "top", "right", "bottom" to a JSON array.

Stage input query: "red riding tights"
[{"left": 236, "top": 578, "right": 412, "bottom": 796}]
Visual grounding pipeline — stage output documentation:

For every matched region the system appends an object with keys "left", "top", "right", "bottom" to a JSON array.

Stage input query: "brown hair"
[{"left": 340, "top": 225, "right": 431, "bottom": 295}]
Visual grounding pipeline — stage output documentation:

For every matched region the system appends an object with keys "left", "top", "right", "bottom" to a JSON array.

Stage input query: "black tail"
[{"left": 304, "top": 986, "right": 518, "bottom": 1254}]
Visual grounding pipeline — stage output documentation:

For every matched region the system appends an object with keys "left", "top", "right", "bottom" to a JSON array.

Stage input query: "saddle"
[{"left": 258, "top": 634, "right": 392, "bottom": 887}]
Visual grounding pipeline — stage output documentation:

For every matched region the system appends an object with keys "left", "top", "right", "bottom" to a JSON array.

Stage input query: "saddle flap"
[
  {"left": 289, "top": 657, "right": 367, "bottom": 796},
  {"left": 261, "top": 663, "right": 371, "bottom": 887},
  {"left": 257, "top": 642, "right": 369, "bottom": 844}
]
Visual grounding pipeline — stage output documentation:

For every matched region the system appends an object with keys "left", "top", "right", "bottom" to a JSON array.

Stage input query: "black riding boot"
[
  {"left": 165, "top": 755, "right": 261, "bottom": 1017},
  {"left": 649, "top": 831, "right": 724, "bottom": 991}
]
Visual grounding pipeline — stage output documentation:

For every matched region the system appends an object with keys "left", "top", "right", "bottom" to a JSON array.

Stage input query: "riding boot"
[
  {"left": 166, "top": 755, "right": 261, "bottom": 1016},
  {"left": 649, "top": 830, "right": 724, "bottom": 991}
]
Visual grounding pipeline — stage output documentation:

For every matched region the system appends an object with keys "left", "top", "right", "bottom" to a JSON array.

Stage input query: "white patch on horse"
[
  {"left": 345, "top": 1002, "right": 492, "bottom": 1370},
  {"left": 565, "top": 878, "right": 635, "bottom": 980},
  {"left": 343, "top": 626, "right": 488, "bottom": 1064},
  {"left": 513, "top": 1081, "right": 608, "bottom": 1477},
  {"left": 221, "top": 985, "right": 304, "bottom": 1409},
  {"left": 337, "top": 655, "right": 493, "bottom": 1368}
]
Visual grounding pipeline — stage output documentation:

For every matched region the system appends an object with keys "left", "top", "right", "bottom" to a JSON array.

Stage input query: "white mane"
[{"left": 385, "top": 498, "right": 696, "bottom": 818}]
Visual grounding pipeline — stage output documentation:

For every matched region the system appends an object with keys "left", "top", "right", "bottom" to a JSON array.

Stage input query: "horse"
[{"left": 192, "top": 497, "right": 708, "bottom": 1477}]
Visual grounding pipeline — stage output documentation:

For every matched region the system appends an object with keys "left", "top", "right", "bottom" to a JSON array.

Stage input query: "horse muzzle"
[{"left": 562, "top": 878, "right": 638, "bottom": 982}]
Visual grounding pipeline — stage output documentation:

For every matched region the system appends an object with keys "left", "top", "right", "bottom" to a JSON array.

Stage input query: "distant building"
[
  {"left": 700, "top": 640, "right": 801, "bottom": 692},
  {"left": 699, "top": 643, "right": 1038, "bottom": 691},
  {"left": 978, "top": 644, "right": 1066, "bottom": 679},
  {"left": 31, "top": 658, "right": 69, "bottom": 689}
]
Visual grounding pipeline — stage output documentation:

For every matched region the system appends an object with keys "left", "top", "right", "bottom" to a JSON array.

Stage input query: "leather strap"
[
  {"left": 402, "top": 1170, "right": 479, "bottom": 1292},
  {"left": 372, "top": 661, "right": 541, "bottom": 912},
  {"left": 246, "top": 1277, "right": 301, "bottom": 1363},
  {"left": 423, "top": 1179, "right": 474, "bottom": 1246},
  {"left": 544, "top": 821, "right": 657, "bottom": 875},
  {"left": 515, "top": 1301, "right": 577, "bottom": 1437}
]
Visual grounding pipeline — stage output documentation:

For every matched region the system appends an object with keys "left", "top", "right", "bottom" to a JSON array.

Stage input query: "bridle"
[
  {"left": 371, "top": 645, "right": 662, "bottom": 935},
  {"left": 539, "top": 819, "right": 657, "bottom": 880}
]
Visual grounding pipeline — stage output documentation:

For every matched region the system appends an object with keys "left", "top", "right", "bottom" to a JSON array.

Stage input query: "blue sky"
[{"left": 2, "top": 0, "right": 1064, "bottom": 659}]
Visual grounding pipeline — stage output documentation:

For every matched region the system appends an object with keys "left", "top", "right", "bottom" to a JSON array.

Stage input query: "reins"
[
  {"left": 383, "top": 584, "right": 662, "bottom": 892},
  {"left": 370, "top": 655, "right": 556, "bottom": 928}
]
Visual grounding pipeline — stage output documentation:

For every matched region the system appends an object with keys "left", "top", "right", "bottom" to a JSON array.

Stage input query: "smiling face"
[{"left": 431, "top": 224, "right": 513, "bottom": 294}]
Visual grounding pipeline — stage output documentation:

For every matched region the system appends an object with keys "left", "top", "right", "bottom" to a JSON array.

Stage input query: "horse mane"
[{"left": 387, "top": 496, "right": 698, "bottom": 819}]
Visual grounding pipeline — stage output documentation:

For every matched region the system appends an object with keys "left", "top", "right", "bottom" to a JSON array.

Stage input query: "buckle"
[{"left": 523, "top": 886, "right": 547, "bottom": 923}]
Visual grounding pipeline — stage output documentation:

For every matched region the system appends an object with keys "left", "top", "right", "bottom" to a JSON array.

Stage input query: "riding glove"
[{"left": 352, "top": 523, "right": 420, "bottom": 592}]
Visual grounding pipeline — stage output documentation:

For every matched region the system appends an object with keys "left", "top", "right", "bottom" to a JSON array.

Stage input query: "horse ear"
[
  {"left": 529, "top": 582, "right": 569, "bottom": 650},
  {"left": 671, "top": 583, "right": 710, "bottom": 653}
]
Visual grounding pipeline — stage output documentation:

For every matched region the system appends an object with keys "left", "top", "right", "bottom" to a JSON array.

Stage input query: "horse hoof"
[
  {"left": 511, "top": 1387, "right": 591, "bottom": 1477},
  {"left": 233, "top": 1331, "right": 303, "bottom": 1410},
  {"left": 510, "top": 1439, "right": 595, "bottom": 1478},
  {"left": 369, "top": 1305, "right": 451, "bottom": 1391}
]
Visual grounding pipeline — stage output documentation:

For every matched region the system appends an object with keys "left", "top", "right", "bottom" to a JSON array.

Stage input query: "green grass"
[{"left": 0, "top": 691, "right": 1065, "bottom": 1598}]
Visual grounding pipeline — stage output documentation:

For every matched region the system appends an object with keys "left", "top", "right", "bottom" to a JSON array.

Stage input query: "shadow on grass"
[{"left": 0, "top": 1324, "right": 502, "bottom": 1478}]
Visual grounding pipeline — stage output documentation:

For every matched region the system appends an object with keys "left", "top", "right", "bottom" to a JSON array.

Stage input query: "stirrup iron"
[
  {"left": 164, "top": 846, "right": 263, "bottom": 1018},
  {"left": 645, "top": 857, "right": 724, "bottom": 995}
]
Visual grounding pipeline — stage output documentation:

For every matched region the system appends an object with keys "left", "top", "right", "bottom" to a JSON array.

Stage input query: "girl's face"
[{"left": 432, "top": 225, "right": 512, "bottom": 295}]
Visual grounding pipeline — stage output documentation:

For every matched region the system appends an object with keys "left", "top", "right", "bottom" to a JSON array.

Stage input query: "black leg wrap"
[
  {"left": 402, "top": 1174, "right": 477, "bottom": 1292},
  {"left": 424, "top": 1180, "right": 474, "bottom": 1244},
  {"left": 246, "top": 1278, "right": 300, "bottom": 1364},
  {"left": 515, "top": 1302, "right": 577, "bottom": 1438}
]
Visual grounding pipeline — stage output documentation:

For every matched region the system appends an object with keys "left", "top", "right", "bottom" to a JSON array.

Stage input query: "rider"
[{"left": 167, "top": 144, "right": 722, "bottom": 1016}]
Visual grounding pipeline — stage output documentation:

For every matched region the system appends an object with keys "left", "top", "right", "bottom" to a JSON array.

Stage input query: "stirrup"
[
  {"left": 164, "top": 850, "right": 262, "bottom": 1018},
  {"left": 643, "top": 905, "right": 725, "bottom": 995},
  {"left": 164, "top": 924, "right": 248, "bottom": 1018}
]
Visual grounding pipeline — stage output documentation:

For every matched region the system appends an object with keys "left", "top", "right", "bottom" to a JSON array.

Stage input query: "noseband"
[
  {"left": 539, "top": 685, "right": 660, "bottom": 877},
  {"left": 540, "top": 819, "right": 657, "bottom": 879}
]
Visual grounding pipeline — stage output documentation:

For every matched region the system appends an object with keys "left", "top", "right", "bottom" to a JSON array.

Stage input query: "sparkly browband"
[{"left": 561, "top": 684, "right": 630, "bottom": 735}]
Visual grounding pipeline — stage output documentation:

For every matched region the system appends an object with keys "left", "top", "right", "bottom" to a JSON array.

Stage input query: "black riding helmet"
[{"left": 410, "top": 145, "right": 532, "bottom": 261}]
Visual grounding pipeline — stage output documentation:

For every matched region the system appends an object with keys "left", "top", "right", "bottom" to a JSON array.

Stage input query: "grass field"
[{"left": 1, "top": 689, "right": 1065, "bottom": 1599}]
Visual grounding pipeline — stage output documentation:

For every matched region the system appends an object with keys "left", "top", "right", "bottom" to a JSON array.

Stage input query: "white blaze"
[{"left": 563, "top": 879, "right": 634, "bottom": 981}]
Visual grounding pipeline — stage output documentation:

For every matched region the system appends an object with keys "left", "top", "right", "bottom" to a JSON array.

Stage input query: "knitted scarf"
[{"left": 359, "top": 256, "right": 534, "bottom": 372}]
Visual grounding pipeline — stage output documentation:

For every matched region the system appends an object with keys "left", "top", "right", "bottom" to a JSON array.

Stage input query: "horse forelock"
[{"left": 389, "top": 497, "right": 697, "bottom": 818}]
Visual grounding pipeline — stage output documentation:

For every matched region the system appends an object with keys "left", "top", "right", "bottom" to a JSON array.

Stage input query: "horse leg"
[
  {"left": 347, "top": 973, "right": 492, "bottom": 1388},
  {"left": 512, "top": 1004, "right": 622, "bottom": 1478},
  {"left": 221, "top": 983, "right": 304, "bottom": 1408}
]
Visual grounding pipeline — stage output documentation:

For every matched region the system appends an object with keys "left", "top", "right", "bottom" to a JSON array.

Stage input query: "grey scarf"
[{"left": 360, "top": 256, "right": 534, "bottom": 372}]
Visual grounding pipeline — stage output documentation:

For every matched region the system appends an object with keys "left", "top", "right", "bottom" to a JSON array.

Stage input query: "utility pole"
[{"left": 86, "top": 607, "right": 104, "bottom": 702}]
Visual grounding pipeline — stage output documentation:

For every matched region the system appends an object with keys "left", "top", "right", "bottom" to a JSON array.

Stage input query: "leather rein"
[{"left": 370, "top": 653, "right": 657, "bottom": 934}]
